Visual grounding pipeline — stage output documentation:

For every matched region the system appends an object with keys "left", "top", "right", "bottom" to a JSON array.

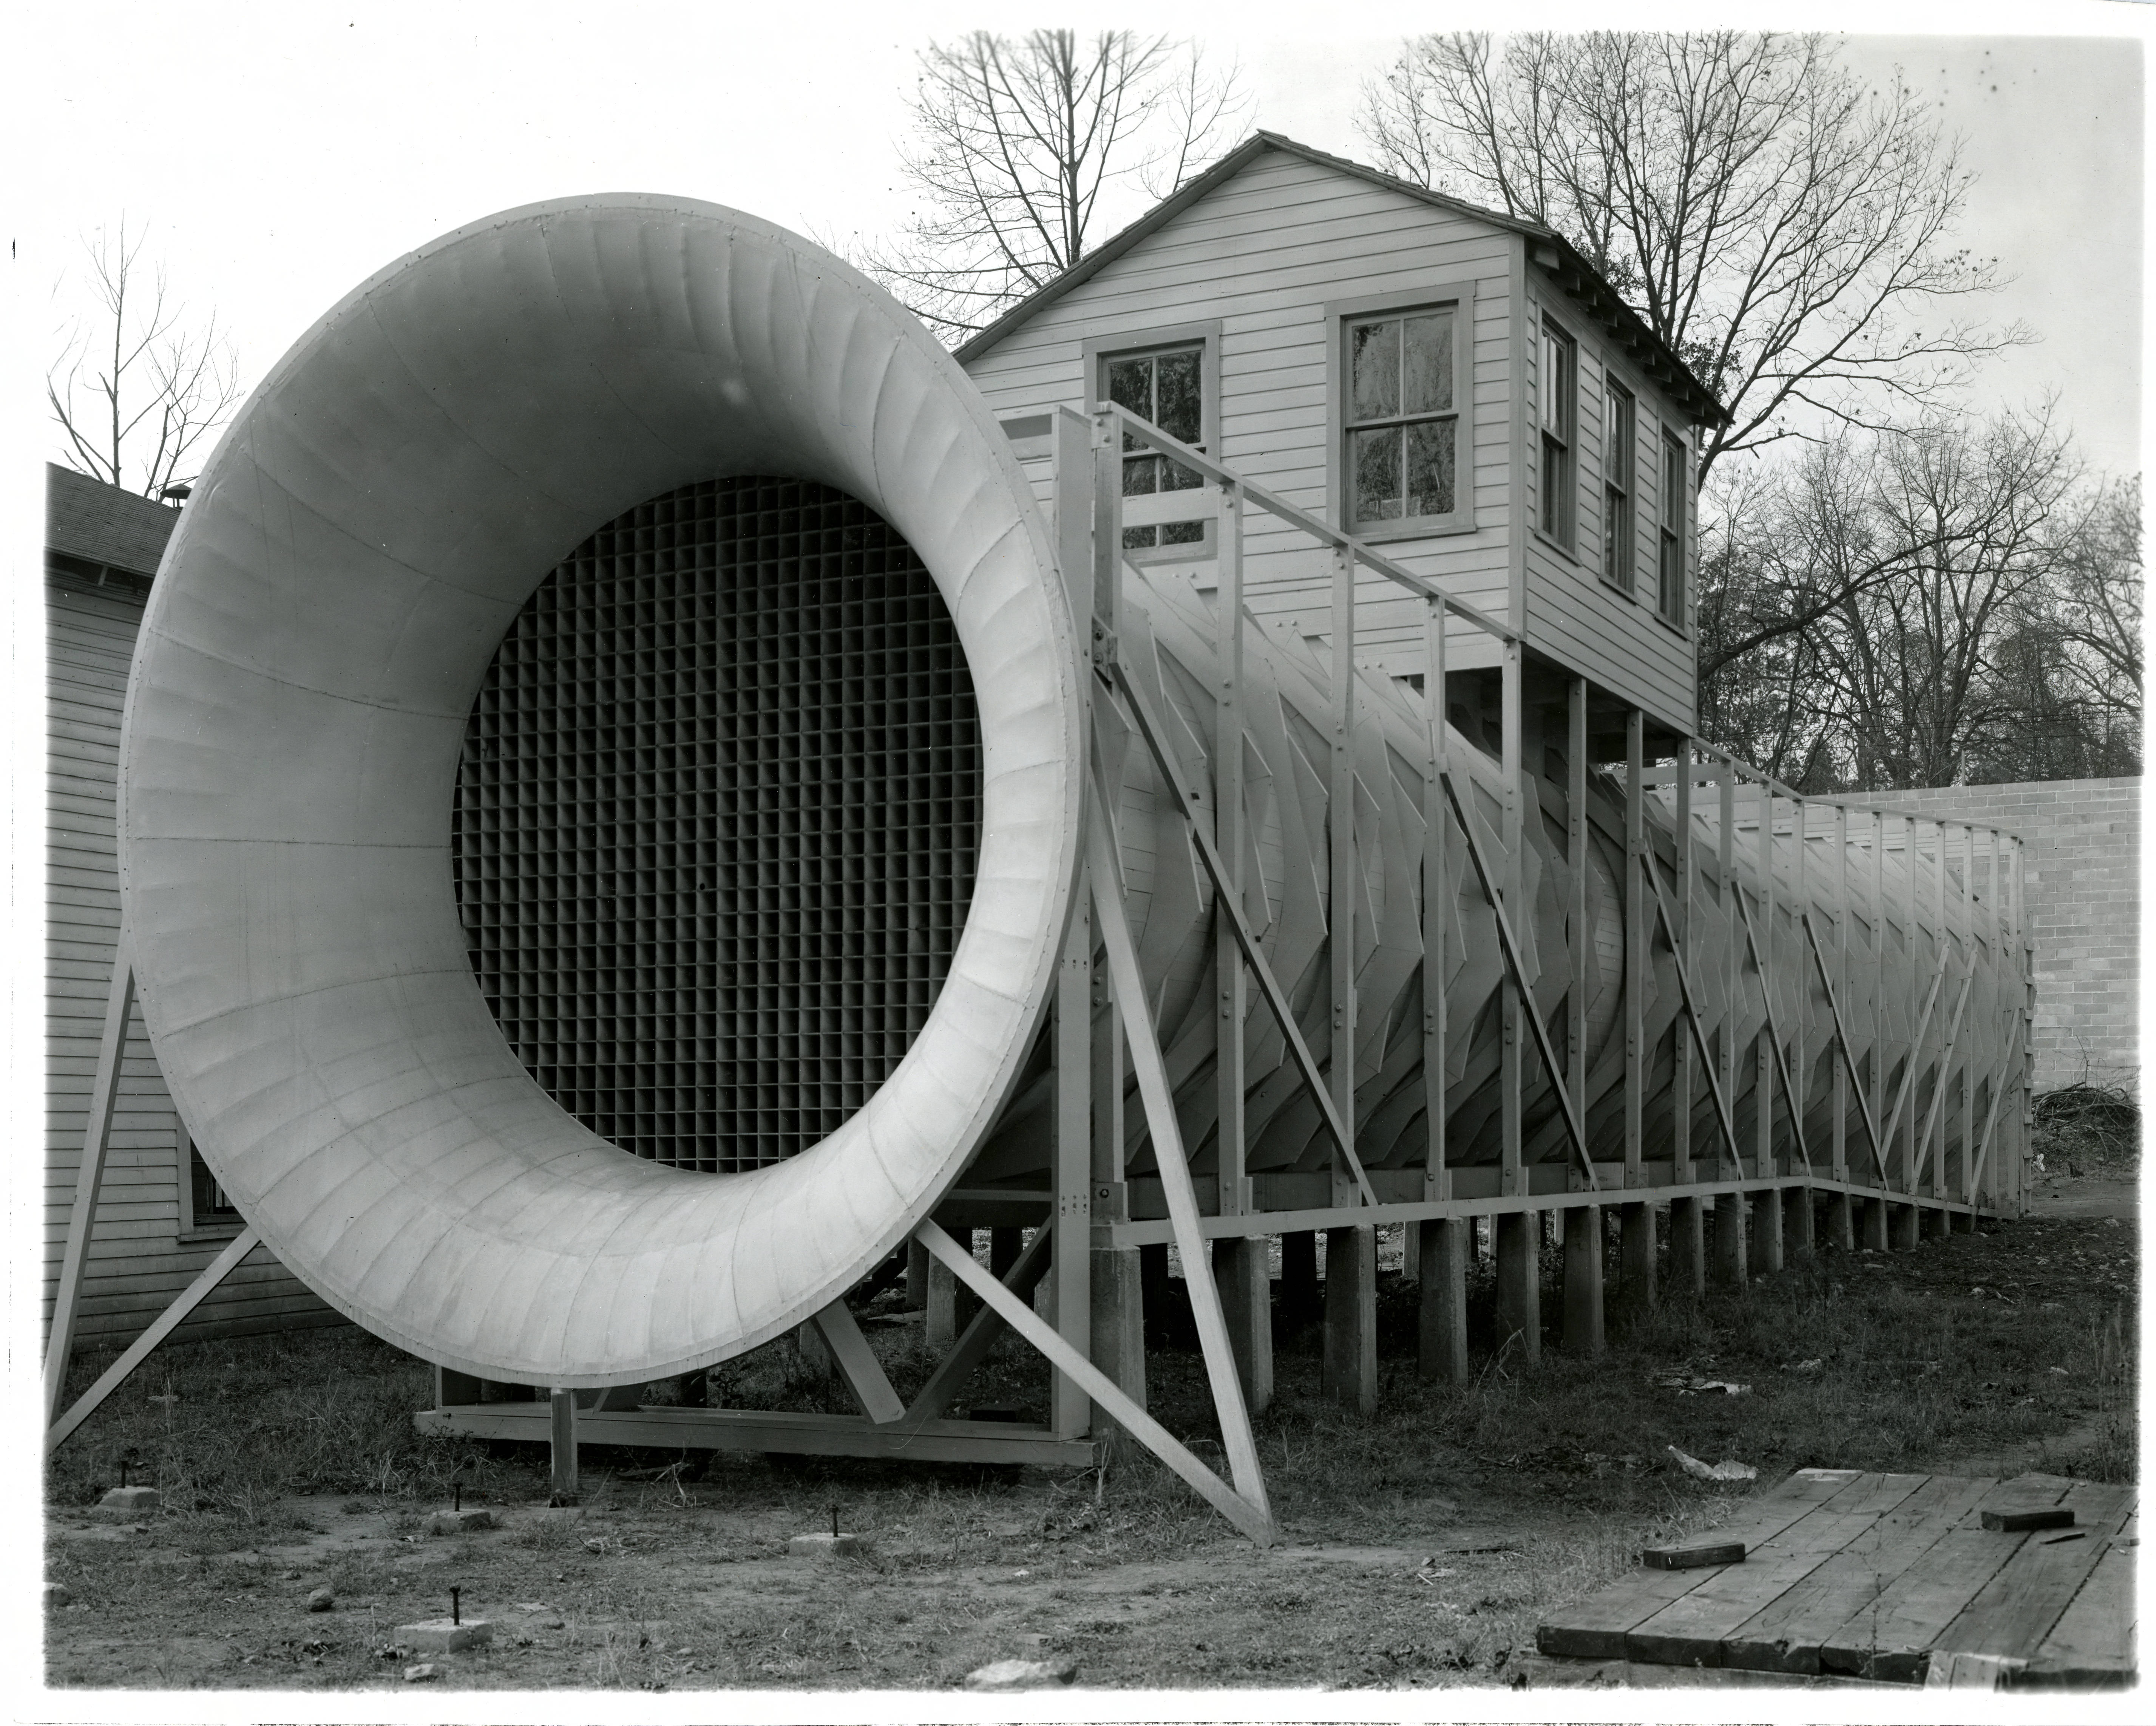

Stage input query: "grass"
[{"left": 45, "top": 1196, "right": 2136, "bottom": 1690}]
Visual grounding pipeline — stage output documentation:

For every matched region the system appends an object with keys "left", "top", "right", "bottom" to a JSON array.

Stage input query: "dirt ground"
[{"left": 45, "top": 1162, "right": 2139, "bottom": 1695}]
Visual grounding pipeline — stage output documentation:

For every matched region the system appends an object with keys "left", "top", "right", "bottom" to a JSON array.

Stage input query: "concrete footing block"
[
  {"left": 787, "top": 1531, "right": 871, "bottom": 1559},
  {"left": 429, "top": 1508, "right": 497, "bottom": 1534},
  {"left": 396, "top": 1617, "right": 494, "bottom": 1652},
  {"left": 965, "top": 1657, "right": 1078, "bottom": 1690},
  {"left": 98, "top": 1485, "right": 161, "bottom": 1513}
]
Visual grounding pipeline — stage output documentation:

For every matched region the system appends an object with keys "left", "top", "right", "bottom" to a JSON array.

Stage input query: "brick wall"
[{"left": 1842, "top": 778, "right": 2139, "bottom": 1097}]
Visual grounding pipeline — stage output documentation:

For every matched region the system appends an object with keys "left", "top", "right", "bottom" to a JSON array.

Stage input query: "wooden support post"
[
  {"left": 1833, "top": 802, "right": 1851, "bottom": 1190},
  {"left": 1053, "top": 870, "right": 1093, "bottom": 1437},
  {"left": 1494, "top": 1210, "right": 1540, "bottom": 1366},
  {"left": 1712, "top": 1192, "right": 1747, "bottom": 1285},
  {"left": 1500, "top": 643, "right": 1524, "bottom": 1207},
  {"left": 1214, "top": 1238, "right": 1273, "bottom": 1415},
  {"left": 1828, "top": 1190, "right": 1857, "bottom": 1252},
  {"left": 1091, "top": 1247, "right": 1145, "bottom": 1420},
  {"left": 1322, "top": 1226, "right": 1377, "bottom": 1415},
  {"left": 1416, "top": 1218, "right": 1469, "bottom": 1383},
  {"left": 1673, "top": 741, "right": 1695, "bottom": 1187},
  {"left": 1871, "top": 810, "right": 1888, "bottom": 1204},
  {"left": 795, "top": 1320, "right": 836, "bottom": 1381},
  {"left": 1568, "top": 680, "right": 1590, "bottom": 1170},
  {"left": 989, "top": 1228, "right": 1022, "bottom": 1282},
  {"left": 905, "top": 1239, "right": 929, "bottom": 1310},
  {"left": 1861, "top": 1194, "right": 1891, "bottom": 1251},
  {"left": 1785, "top": 1184, "right": 1815, "bottom": 1256},
  {"left": 1890, "top": 1201, "right": 1920, "bottom": 1250},
  {"left": 1327, "top": 542, "right": 1358, "bottom": 1216},
  {"left": 45, "top": 937, "right": 136, "bottom": 1430},
  {"left": 548, "top": 1387, "right": 579, "bottom": 1504},
  {"left": 926, "top": 1252, "right": 959, "bottom": 1349},
  {"left": 1563, "top": 1204, "right": 1605, "bottom": 1355},
  {"left": 1625, "top": 710, "right": 1645, "bottom": 1186},
  {"left": 1750, "top": 1185, "right": 1784, "bottom": 1276},
  {"left": 1668, "top": 1197, "right": 1706, "bottom": 1299},
  {"left": 1619, "top": 1202, "right": 1655, "bottom": 1317},
  {"left": 1281, "top": 1231, "right": 1319, "bottom": 1330},
  {"left": 1719, "top": 758, "right": 1739, "bottom": 1177},
  {"left": 1756, "top": 782, "right": 1775, "bottom": 1179}
]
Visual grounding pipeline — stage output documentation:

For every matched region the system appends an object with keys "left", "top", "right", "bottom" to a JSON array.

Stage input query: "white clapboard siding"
[
  {"left": 46, "top": 575, "right": 346, "bottom": 1355},
  {"left": 962, "top": 142, "right": 1703, "bottom": 724}
]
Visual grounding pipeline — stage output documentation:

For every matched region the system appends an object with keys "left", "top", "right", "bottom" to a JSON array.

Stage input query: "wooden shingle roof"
[{"left": 46, "top": 463, "right": 180, "bottom": 581}]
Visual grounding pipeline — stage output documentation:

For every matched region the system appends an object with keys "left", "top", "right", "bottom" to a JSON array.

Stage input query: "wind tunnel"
[{"left": 122, "top": 198, "right": 2015, "bottom": 1403}]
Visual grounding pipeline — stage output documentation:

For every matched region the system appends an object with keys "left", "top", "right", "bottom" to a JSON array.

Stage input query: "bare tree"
[
  {"left": 49, "top": 218, "right": 242, "bottom": 499},
  {"left": 1358, "top": 32, "right": 2029, "bottom": 475},
  {"left": 1697, "top": 409, "right": 2113, "bottom": 788},
  {"left": 859, "top": 31, "right": 1247, "bottom": 343}
]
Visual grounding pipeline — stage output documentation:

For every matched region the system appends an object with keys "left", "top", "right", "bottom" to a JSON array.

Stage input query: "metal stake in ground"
[
  {"left": 831, "top": 1503, "right": 840, "bottom": 1539},
  {"left": 451, "top": 1588, "right": 461, "bottom": 1627}
]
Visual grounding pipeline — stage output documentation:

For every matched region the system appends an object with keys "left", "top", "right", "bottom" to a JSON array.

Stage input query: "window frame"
[
  {"left": 1534, "top": 311, "right": 1578, "bottom": 555},
  {"left": 1657, "top": 427, "right": 1690, "bottom": 632},
  {"left": 1324, "top": 281, "right": 1480, "bottom": 543},
  {"left": 1602, "top": 377, "right": 1636, "bottom": 596},
  {"left": 1084, "top": 320, "right": 1222, "bottom": 564},
  {"left": 175, "top": 1111, "right": 243, "bottom": 1242}
]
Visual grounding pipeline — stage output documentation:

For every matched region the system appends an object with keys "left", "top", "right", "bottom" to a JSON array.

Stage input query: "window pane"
[
  {"left": 1122, "top": 452, "right": 1159, "bottom": 496},
  {"left": 1605, "top": 487, "right": 1632, "bottom": 591},
  {"left": 1542, "top": 439, "right": 1564, "bottom": 538},
  {"left": 1541, "top": 326, "right": 1571, "bottom": 438},
  {"left": 1351, "top": 425, "right": 1404, "bottom": 522},
  {"left": 1606, "top": 386, "right": 1633, "bottom": 486},
  {"left": 1124, "top": 524, "right": 1160, "bottom": 550},
  {"left": 1162, "top": 456, "right": 1205, "bottom": 492},
  {"left": 1161, "top": 520, "right": 1206, "bottom": 546},
  {"left": 1107, "top": 356, "right": 1152, "bottom": 452},
  {"left": 1350, "top": 319, "right": 1401, "bottom": 421},
  {"left": 1155, "top": 349, "right": 1202, "bottom": 443},
  {"left": 1406, "top": 419, "right": 1456, "bottom": 518},
  {"left": 1403, "top": 312, "right": 1453, "bottom": 414}
]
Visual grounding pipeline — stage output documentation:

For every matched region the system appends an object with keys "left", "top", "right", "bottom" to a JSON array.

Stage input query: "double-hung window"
[
  {"left": 1538, "top": 317, "right": 1576, "bottom": 549},
  {"left": 176, "top": 1114, "right": 241, "bottom": 1237},
  {"left": 1657, "top": 431, "right": 1688, "bottom": 626},
  {"left": 1102, "top": 343, "right": 1208, "bottom": 552},
  {"left": 1602, "top": 381, "right": 1635, "bottom": 593},
  {"left": 1345, "top": 307, "right": 1460, "bottom": 530}
]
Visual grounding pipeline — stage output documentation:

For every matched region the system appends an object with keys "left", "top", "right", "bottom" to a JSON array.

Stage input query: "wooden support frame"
[
  {"left": 1638, "top": 843, "right": 1744, "bottom": 1170},
  {"left": 1801, "top": 910, "right": 1892, "bottom": 1184},
  {"left": 1731, "top": 888, "right": 1813, "bottom": 1175},
  {"left": 45, "top": 936, "right": 137, "bottom": 1430}
]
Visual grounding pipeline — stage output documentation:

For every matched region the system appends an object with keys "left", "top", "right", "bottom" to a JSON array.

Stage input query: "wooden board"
[
  {"left": 1540, "top": 1473, "right": 2139, "bottom": 1686},
  {"left": 1625, "top": 1473, "right": 1930, "bottom": 1667},
  {"left": 1536, "top": 1469, "right": 1863, "bottom": 1658},
  {"left": 2021, "top": 1512, "right": 2138, "bottom": 1689},
  {"left": 1931, "top": 1482, "right": 2134, "bottom": 1674},
  {"left": 1816, "top": 1475, "right": 2083, "bottom": 1682},
  {"left": 1722, "top": 1474, "right": 1995, "bottom": 1675}
]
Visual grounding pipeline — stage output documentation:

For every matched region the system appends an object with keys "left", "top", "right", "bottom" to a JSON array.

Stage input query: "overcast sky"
[{"left": 7, "top": 1, "right": 2146, "bottom": 480}]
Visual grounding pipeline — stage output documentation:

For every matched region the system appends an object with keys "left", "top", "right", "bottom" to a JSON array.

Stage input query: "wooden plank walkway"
[{"left": 1538, "top": 1469, "right": 2137, "bottom": 1687}]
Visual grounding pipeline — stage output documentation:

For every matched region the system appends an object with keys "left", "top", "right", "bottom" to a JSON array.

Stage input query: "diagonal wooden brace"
[
  {"left": 915, "top": 1221, "right": 1275, "bottom": 1544},
  {"left": 1800, "top": 910, "right": 1892, "bottom": 1184},
  {"left": 1731, "top": 888, "right": 1814, "bottom": 1175},
  {"left": 1639, "top": 844, "right": 1746, "bottom": 1174},
  {"left": 1440, "top": 770, "right": 1597, "bottom": 1187},
  {"left": 1883, "top": 951, "right": 1953, "bottom": 1164},
  {"left": 811, "top": 1298, "right": 907, "bottom": 1425},
  {"left": 1106, "top": 661, "right": 1379, "bottom": 1209},
  {"left": 900, "top": 1222, "right": 1054, "bottom": 1426},
  {"left": 48, "top": 1226, "right": 262, "bottom": 1453},
  {"left": 1089, "top": 807, "right": 1271, "bottom": 1516},
  {"left": 1912, "top": 973, "right": 1974, "bottom": 1193}
]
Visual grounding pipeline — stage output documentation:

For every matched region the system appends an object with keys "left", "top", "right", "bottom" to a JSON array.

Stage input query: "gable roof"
[
  {"left": 954, "top": 130, "right": 1728, "bottom": 427},
  {"left": 46, "top": 462, "right": 179, "bottom": 581}
]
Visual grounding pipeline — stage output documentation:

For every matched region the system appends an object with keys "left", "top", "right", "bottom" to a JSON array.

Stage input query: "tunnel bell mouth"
[
  {"left": 456, "top": 473, "right": 985, "bottom": 1175},
  {"left": 117, "top": 197, "right": 1081, "bottom": 1386}
]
